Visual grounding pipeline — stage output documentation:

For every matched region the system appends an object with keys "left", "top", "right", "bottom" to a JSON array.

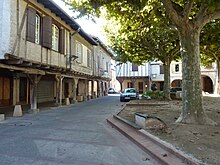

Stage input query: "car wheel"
[{"left": 120, "top": 98, "right": 124, "bottom": 102}]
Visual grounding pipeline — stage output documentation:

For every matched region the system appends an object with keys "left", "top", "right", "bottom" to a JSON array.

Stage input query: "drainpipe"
[{"left": 69, "top": 27, "right": 81, "bottom": 70}]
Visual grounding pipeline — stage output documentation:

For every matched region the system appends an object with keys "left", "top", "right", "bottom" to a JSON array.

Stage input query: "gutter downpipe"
[{"left": 69, "top": 27, "right": 81, "bottom": 70}]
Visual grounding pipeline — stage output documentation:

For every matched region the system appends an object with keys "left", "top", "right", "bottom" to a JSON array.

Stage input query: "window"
[
  {"left": 132, "top": 63, "right": 138, "bottom": 71},
  {"left": 35, "top": 14, "right": 40, "bottom": 44},
  {"left": 160, "top": 65, "right": 164, "bottom": 74},
  {"left": 106, "top": 62, "right": 109, "bottom": 72},
  {"left": 76, "top": 42, "right": 83, "bottom": 63},
  {"left": 175, "top": 64, "right": 180, "bottom": 72},
  {"left": 127, "top": 82, "right": 133, "bottom": 88},
  {"left": 87, "top": 49, "right": 92, "bottom": 67},
  {"left": 52, "top": 24, "right": 59, "bottom": 51}
]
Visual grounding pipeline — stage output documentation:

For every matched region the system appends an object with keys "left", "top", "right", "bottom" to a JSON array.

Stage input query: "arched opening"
[
  {"left": 171, "top": 79, "right": 182, "bottom": 87},
  {"left": 201, "top": 76, "right": 213, "bottom": 94}
]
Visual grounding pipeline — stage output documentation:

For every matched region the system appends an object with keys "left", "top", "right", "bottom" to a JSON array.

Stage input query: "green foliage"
[
  {"left": 142, "top": 91, "right": 164, "bottom": 99},
  {"left": 200, "top": 19, "right": 220, "bottom": 66}
]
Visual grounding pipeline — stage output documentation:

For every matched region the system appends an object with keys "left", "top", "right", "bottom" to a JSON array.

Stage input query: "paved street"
[{"left": 0, "top": 95, "right": 158, "bottom": 165}]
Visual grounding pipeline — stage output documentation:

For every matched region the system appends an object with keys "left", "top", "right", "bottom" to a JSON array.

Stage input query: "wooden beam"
[
  {"left": 0, "top": 63, "right": 45, "bottom": 75},
  {"left": 6, "top": 59, "right": 23, "bottom": 65}
]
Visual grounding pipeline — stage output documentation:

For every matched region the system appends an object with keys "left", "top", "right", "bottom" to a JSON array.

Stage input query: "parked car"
[
  {"left": 108, "top": 88, "right": 117, "bottom": 94},
  {"left": 120, "top": 88, "right": 139, "bottom": 102},
  {"left": 170, "top": 87, "right": 182, "bottom": 99}
]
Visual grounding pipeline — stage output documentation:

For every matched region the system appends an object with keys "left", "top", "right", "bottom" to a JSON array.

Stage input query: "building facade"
[
  {"left": 116, "top": 61, "right": 217, "bottom": 94},
  {"left": 116, "top": 62, "right": 150, "bottom": 93},
  {"left": 0, "top": 0, "right": 113, "bottom": 113}
]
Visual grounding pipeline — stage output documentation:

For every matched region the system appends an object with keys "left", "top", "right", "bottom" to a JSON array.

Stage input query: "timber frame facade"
[{"left": 0, "top": 0, "right": 113, "bottom": 112}]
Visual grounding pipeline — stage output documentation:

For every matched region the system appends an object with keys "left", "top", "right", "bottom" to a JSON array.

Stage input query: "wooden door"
[
  {"left": 138, "top": 82, "right": 143, "bottom": 93},
  {"left": 0, "top": 77, "right": 11, "bottom": 106}
]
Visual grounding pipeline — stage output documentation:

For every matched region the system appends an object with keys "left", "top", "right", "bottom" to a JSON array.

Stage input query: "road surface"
[{"left": 0, "top": 94, "right": 158, "bottom": 165}]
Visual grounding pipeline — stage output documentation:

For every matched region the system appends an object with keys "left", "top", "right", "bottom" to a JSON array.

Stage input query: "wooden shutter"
[
  {"left": 59, "top": 29, "right": 65, "bottom": 54},
  {"left": 42, "top": 16, "right": 52, "bottom": 49},
  {"left": 26, "top": 7, "right": 36, "bottom": 43},
  {"left": 160, "top": 65, "right": 164, "bottom": 74}
]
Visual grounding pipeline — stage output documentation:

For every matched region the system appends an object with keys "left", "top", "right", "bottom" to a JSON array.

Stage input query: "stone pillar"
[{"left": 72, "top": 78, "right": 78, "bottom": 104}]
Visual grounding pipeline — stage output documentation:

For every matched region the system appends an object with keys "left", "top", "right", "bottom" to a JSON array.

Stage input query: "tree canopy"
[{"left": 64, "top": 0, "right": 220, "bottom": 125}]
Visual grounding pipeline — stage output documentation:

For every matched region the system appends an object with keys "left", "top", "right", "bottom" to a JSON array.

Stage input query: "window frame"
[
  {"left": 132, "top": 63, "right": 138, "bottom": 71},
  {"left": 51, "top": 24, "right": 59, "bottom": 51},
  {"left": 76, "top": 42, "right": 83, "bottom": 63},
  {"left": 175, "top": 64, "right": 180, "bottom": 72},
  {"left": 35, "top": 14, "right": 41, "bottom": 44},
  {"left": 87, "top": 49, "right": 92, "bottom": 67}
]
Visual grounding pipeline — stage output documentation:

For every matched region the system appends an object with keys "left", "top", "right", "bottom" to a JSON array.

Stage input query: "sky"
[{"left": 52, "top": 0, "right": 107, "bottom": 44}]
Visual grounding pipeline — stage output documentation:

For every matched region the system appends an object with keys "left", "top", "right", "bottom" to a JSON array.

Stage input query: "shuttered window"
[
  {"left": 160, "top": 65, "right": 164, "bottom": 74},
  {"left": 42, "top": 16, "right": 52, "bottom": 49},
  {"left": 106, "top": 62, "right": 109, "bottom": 72},
  {"left": 26, "top": 7, "right": 36, "bottom": 43},
  {"left": 87, "top": 49, "right": 91, "bottom": 67},
  {"left": 132, "top": 63, "right": 138, "bottom": 71},
  {"left": 59, "top": 29, "right": 65, "bottom": 54},
  {"left": 76, "top": 42, "right": 82, "bottom": 63}
]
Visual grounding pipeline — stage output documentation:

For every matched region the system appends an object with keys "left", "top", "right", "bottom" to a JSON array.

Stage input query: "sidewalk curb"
[{"left": 107, "top": 115, "right": 201, "bottom": 165}]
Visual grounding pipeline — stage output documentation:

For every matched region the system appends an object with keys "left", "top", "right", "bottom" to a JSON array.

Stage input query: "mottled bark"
[
  {"left": 217, "top": 60, "right": 220, "bottom": 94},
  {"left": 163, "top": 58, "right": 171, "bottom": 100},
  {"left": 176, "top": 29, "right": 216, "bottom": 125}
]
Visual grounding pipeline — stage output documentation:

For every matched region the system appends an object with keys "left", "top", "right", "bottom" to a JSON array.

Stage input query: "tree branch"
[
  {"left": 183, "top": 0, "right": 194, "bottom": 20},
  {"left": 194, "top": 4, "right": 208, "bottom": 27},
  {"left": 203, "top": 10, "right": 220, "bottom": 26}
]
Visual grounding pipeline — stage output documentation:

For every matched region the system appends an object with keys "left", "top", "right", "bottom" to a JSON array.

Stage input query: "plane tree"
[
  {"left": 64, "top": 0, "right": 220, "bottom": 125},
  {"left": 106, "top": 14, "right": 180, "bottom": 100}
]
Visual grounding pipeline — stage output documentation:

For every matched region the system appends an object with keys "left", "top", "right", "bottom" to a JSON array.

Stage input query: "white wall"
[
  {"left": 116, "top": 62, "right": 149, "bottom": 77},
  {"left": 0, "top": 0, "right": 11, "bottom": 59}
]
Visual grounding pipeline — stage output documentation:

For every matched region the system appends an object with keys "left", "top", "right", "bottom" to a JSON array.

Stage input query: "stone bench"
[{"left": 135, "top": 112, "right": 166, "bottom": 129}]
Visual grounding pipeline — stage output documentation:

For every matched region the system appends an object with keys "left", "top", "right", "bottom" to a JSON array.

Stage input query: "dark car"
[
  {"left": 120, "top": 88, "right": 139, "bottom": 102},
  {"left": 170, "top": 87, "right": 182, "bottom": 99}
]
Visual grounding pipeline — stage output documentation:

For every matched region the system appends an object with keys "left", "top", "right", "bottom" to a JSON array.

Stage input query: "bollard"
[{"left": 13, "top": 105, "right": 23, "bottom": 117}]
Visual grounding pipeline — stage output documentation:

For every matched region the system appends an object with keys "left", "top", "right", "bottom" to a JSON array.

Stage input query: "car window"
[{"left": 130, "top": 89, "right": 135, "bottom": 93}]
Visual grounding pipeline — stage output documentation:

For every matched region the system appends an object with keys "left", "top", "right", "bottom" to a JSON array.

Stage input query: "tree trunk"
[
  {"left": 163, "top": 58, "right": 171, "bottom": 100},
  {"left": 216, "top": 60, "right": 220, "bottom": 94},
  {"left": 176, "top": 28, "right": 216, "bottom": 125}
]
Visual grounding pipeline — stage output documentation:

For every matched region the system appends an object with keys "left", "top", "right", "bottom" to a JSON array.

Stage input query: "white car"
[
  {"left": 108, "top": 88, "right": 117, "bottom": 94},
  {"left": 120, "top": 88, "right": 139, "bottom": 102}
]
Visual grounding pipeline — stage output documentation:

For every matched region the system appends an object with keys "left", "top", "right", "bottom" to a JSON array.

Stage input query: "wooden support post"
[
  {"left": 84, "top": 79, "right": 88, "bottom": 101},
  {"left": 91, "top": 80, "right": 94, "bottom": 99},
  {"left": 97, "top": 80, "right": 100, "bottom": 97},
  {"left": 72, "top": 78, "right": 78, "bottom": 104},
  {"left": 55, "top": 75, "right": 64, "bottom": 106},
  {"left": 27, "top": 74, "right": 42, "bottom": 113}
]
